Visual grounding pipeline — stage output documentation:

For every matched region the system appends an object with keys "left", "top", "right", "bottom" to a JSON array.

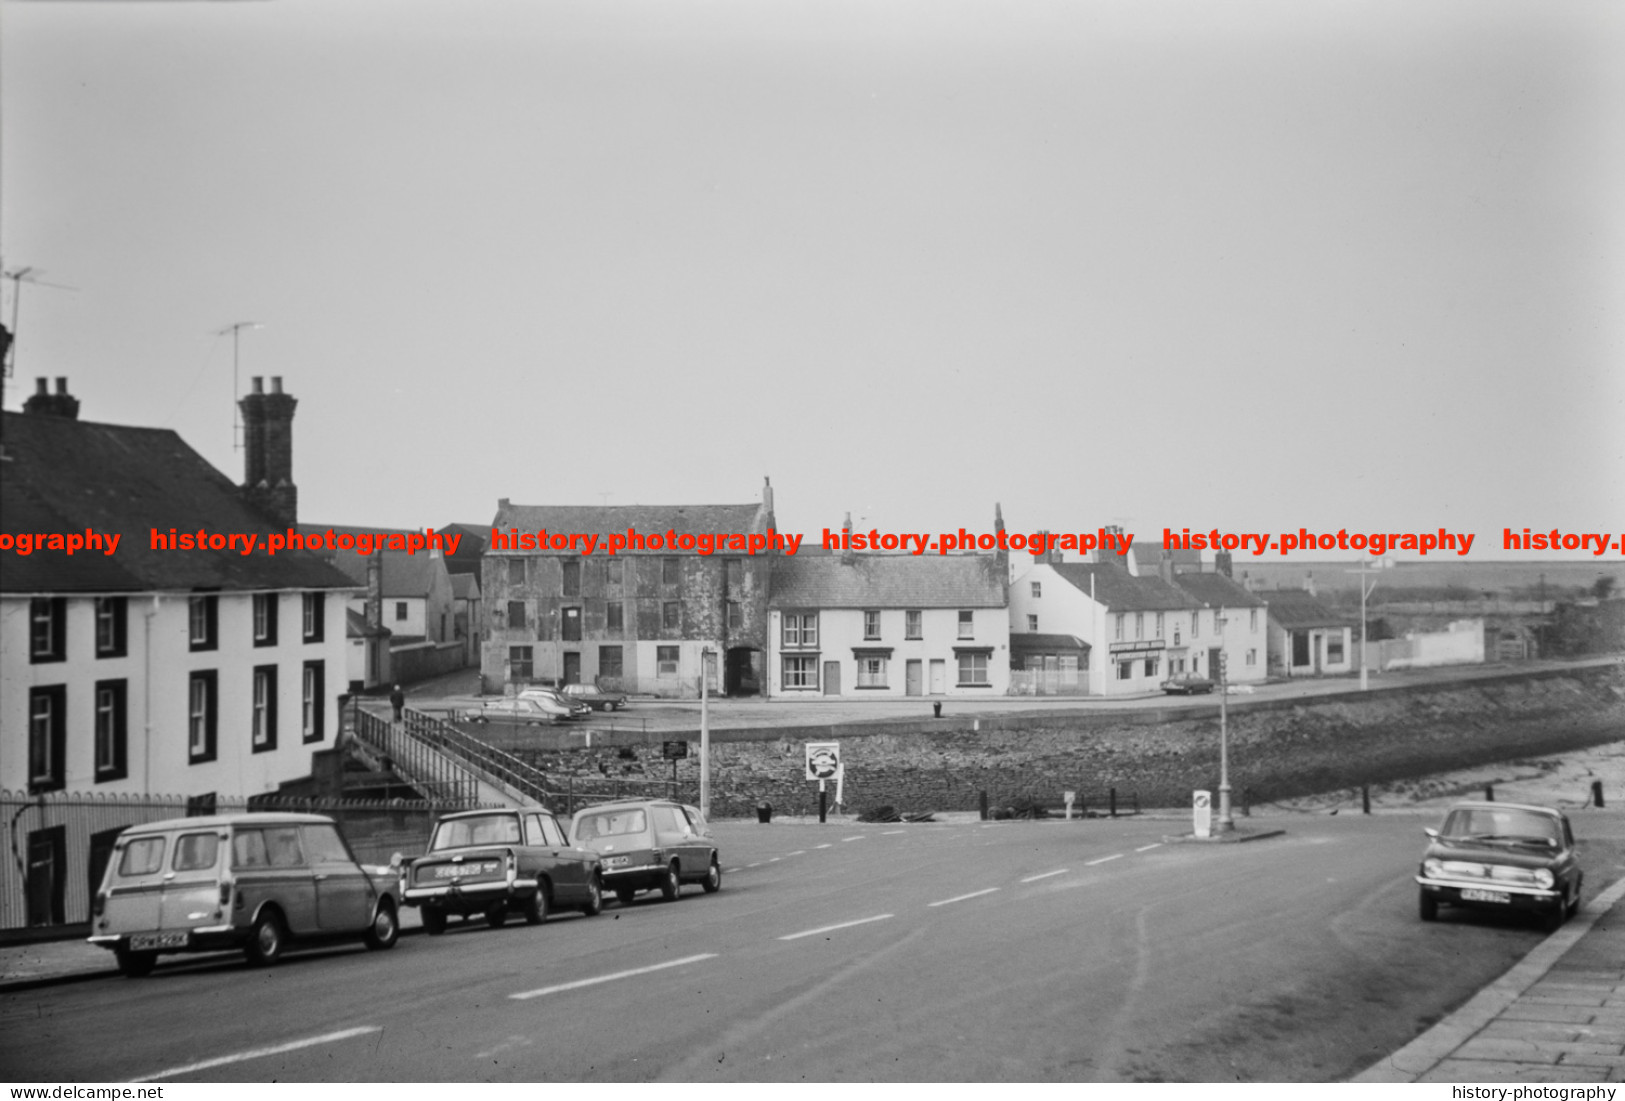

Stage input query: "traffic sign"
[{"left": 805, "top": 742, "right": 842, "bottom": 781}]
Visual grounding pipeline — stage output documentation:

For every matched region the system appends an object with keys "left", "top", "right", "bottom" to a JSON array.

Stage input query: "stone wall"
[{"left": 515, "top": 664, "right": 1625, "bottom": 819}]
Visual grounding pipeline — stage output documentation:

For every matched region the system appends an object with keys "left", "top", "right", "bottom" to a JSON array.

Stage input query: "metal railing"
[
  {"left": 358, "top": 705, "right": 556, "bottom": 807},
  {"left": 349, "top": 706, "right": 485, "bottom": 806}
]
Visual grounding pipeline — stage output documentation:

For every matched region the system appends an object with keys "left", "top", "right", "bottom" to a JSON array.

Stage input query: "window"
[
  {"left": 905, "top": 610, "right": 922, "bottom": 639},
  {"left": 782, "top": 655, "right": 818, "bottom": 689},
  {"left": 958, "top": 610, "right": 974, "bottom": 639},
  {"left": 562, "top": 606, "right": 582, "bottom": 641},
  {"left": 95, "top": 597, "right": 128, "bottom": 658},
  {"left": 863, "top": 610, "right": 881, "bottom": 640},
  {"left": 188, "top": 671, "right": 218, "bottom": 763},
  {"left": 1191, "top": 612, "right": 1200, "bottom": 639},
  {"left": 263, "top": 827, "right": 304, "bottom": 868},
  {"left": 188, "top": 595, "right": 218, "bottom": 651},
  {"left": 727, "top": 601, "right": 742, "bottom": 630},
  {"left": 606, "top": 559, "right": 623, "bottom": 586},
  {"left": 302, "top": 661, "right": 325, "bottom": 743},
  {"left": 599, "top": 645, "right": 623, "bottom": 680},
  {"left": 28, "top": 685, "right": 67, "bottom": 793},
  {"left": 1027, "top": 614, "right": 1039, "bottom": 632},
  {"left": 94, "top": 679, "right": 128, "bottom": 782},
  {"left": 1250, "top": 609, "right": 1259, "bottom": 632},
  {"left": 782, "top": 613, "right": 818, "bottom": 648},
  {"left": 508, "top": 645, "right": 533, "bottom": 680},
  {"left": 536, "top": 815, "right": 567, "bottom": 848},
  {"left": 726, "top": 558, "right": 743, "bottom": 589},
  {"left": 302, "top": 592, "right": 325, "bottom": 642},
  {"left": 120, "top": 838, "right": 166, "bottom": 877},
  {"left": 561, "top": 559, "right": 581, "bottom": 597},
  {"left": 1174, "top": 625, "right": 1182, "bottom": 646},
  {"left": 857, "top": 655, "right": 888, "bottom": 688},
  {"left": 1144, "top": 657, "right": 1159, "bottom": 678},
  {"left": 508, "top": 558, "right": 526, "bottom": 586},
  {"left": 173, "top": 833, "right": 219, "bottom": 873},
  {"left": 662, "top": 557, "right": 679, "bottom": 586},
  {"left": 662, "top": 602, "right": 680, "bottom": 631},
  {"left": 507, "top": 601, "right": 527, "bottom": 629},
  {"left": 956, "top": 652, "right": 989, "bottom": 686},
  {"left": 607, "top": 602, "right": 624, "bottom": 632},
  {"left": 253, "top": 593, "right": 278, "bottom": 646},
  {"left": 1246, "top": 648, "right": 1257, "bottom": 667},
  {"left": 252, "top": 665, "right": 278, "bottom": 752},
  {"left": 1114, "top": 614, "right": 1124, "bottom": 641},
  {"left": 1155, "top": 613, "right": 1164, "bottom": 639},
  {"left": 1031, "top": 581, "right": 1042, "bottom": 598},
  {"left": 657, "top": 645, "right": 680, "bottom": 676},
  {"left": 1328, "top": 635, "right": 1345, "bottom": 663},
  {"left": 1135, "top": 613, "right": 1144, "bottom": 640},
  {"left": 30, "top": 598, "right": 66, "bottom": 662},
  {"left": 302, "top": 823, "right": 353, "bottom": 864},
  {"left": 1117, "top": 660, "right": 1134, "bottom": 681},
  {"left": 394, "top": 601, "right": 408, "bottom": 622}
]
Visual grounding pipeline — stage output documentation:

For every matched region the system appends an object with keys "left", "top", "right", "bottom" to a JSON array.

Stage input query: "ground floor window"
[
  {"left": 657, "top": 645, "right": 680, "bottom": 676},
  {"left": 1246, "top": 649, "right": 1257, "bottom": 666},
  {"left": 857, "top": 656, "right": 888, "bottom": 688},
  {"left": 957, "top": 652, "right": 989, "bottom": 686},
  {"left": 508, "top": 645, "right": 533, "bottom": 681},
  {"left": 782, "top": 655, "right": 818, "bottom": 689},
  {"left": 599, "top": 645, "right": 623, "bottom": 680},
  {"left": 1117, "top": 660, "right": 1134, "bottom": 681},
  {"left": 1143, "top": 657, "right": 1159, "bottom": 679},
  {"left": 1327, "top": 635, "right": 1345, "bottom": 663}
]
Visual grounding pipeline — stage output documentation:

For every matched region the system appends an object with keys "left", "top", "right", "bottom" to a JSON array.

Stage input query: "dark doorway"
[
  {"left": 26, "top": 826, "right": 67, "bottom": 926},
  {"left": 562, "top": 651, "right": 581, "bottom": 685},
  {"left": 723, "top": 647, "right": 762, "bottom": 696},
  {"left": 1291, "top": 631, "right": 1310, "bottom": 667}
]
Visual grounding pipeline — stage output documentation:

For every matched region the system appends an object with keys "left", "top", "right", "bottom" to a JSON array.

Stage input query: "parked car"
[
  {"left": 88, "top": 812, "right": 400, "bottom": 976},
  {"left": 1416, "top": 801, "right": 1583, "bottom": 931},
  {"left": 1160, "top": 675, "right": 1215, "bottom": 695},
  {"left": 467, "top": 696, "right": 568, "bottom": 725},
  {"left": 561, "top": 683, "right": 630, "bottom": 711},
  {"left": 400, "top": 808, "right": 603, "bottom": 934},
  {"left": 569, "top": 799, "right": 720, "bottom": 905},
  {"left": 520, "top": 685, "right": 592, "bottom": 719}
]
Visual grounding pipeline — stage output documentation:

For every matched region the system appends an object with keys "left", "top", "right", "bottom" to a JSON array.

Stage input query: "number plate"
[
  {"left": 605, "top": 856, "right": 629, "bottom": 867},
  {"left": 130, "top": 931, "right": 189, "bottom": 951},
  {"left": 1460, "top": 888, "right": 1512, "bottom": 904},
  {"left": 434, "top": 862, "right": 498, "bottom": 879}
]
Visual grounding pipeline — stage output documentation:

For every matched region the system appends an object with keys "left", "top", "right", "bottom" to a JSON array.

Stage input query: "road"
[{"left": 4, "top": 811, "right": 1624, "bottom": 1082}]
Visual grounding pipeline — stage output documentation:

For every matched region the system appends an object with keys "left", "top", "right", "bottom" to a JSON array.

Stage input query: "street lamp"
[
  {"left": 1345, "top": 566, "right": 1380, "bottom": 690},
  {"left": 1216, "top": 615, "right": 1233, "bottom": 832}
]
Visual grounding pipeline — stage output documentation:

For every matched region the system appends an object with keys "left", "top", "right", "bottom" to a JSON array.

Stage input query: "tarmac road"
[{"left": 6, "top": 810, "right": 1625, "bottom": 1083}]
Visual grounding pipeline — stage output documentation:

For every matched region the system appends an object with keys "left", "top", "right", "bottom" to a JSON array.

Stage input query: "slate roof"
[
  {"left": 438, "top": 523, "right": 488, "bottom": 576},
  {"left": 450, "top": 572, "right": 480, "bottom": 600},
  {"left": 1129, "top": 543, "right": 1204, "bottom": 570},
  {"left": 327, "top": 550, "right": 446, "bottom": 598},
  {"left": 491, "top": 502, "right": 767, "bottom": 551},
  {"left": 1, "top": 411, "right": 358, "bottom": 595},
  {"left": 1048, "top": 562, "right": 1200, "bottom": 612},
  {"left": 1263, "top": 588, "right": 1350, "bottom": 629},
  {"left": 1172, "top": 571, "right": 1267, "bottom": 609},
  {"left": 769, "top": 555, "right": 1006, "bottom": 609}
]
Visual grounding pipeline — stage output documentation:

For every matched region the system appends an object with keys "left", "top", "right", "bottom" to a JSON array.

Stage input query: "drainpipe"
[{"left": 143, "top": 595, "right": 160, "bottom": 794}]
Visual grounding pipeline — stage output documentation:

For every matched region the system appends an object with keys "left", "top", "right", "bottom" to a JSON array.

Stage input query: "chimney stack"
[
  {"left": 23, "top": 376, "right": 80, "bottom": 420},
  {"left": 1159, "top": 550, "right": 1175, "bottom": 584},
  {"left": 366, "top": 550, "right": 383, "bottom": 630},
  {"left": 1215, "top": 551, "right": 1233, "bottom": 578},
  {"left": 1304, "top": 571, "right": 1316, "bottom": 597},
  {"left": 240, "top": 375, "right": 298, "bottom": 527},
  {"left": 841, "top": 512, "right": 855, "bottom": 566}
]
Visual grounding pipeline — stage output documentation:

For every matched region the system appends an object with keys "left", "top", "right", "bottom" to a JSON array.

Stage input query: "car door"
[
  {"left": 678, "top": 806, "right": 714, "bottom": 875},
  {"left": 304, "top": 823, "right": 374, "bottom": 932},
  {"left": 257, "top": 825, "right": 319, "bottom": 935},
  {"left": 157, "top": 828, "right": 226, "bottom": 933},
  {"left": 102, "top": 832, "right": 168, "bottom": 936},
  {"left": 649, "top": 805, "right": 701, "bottom": 879},
  {"left": 529, "top": 813, "right": 586, "bottom": 903}
]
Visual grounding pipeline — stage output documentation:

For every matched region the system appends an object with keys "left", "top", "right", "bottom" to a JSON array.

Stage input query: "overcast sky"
[{"left": 3, "top": 0, "right": 1621, "bottom": 561}]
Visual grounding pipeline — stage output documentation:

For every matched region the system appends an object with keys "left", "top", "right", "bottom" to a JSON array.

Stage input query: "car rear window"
[
  {"left": 433, "top": 814, "right": 522, "bottom": 850},
  {"left": 173, "top": 832, "right": 220, "bottom": 872},
  {"left": 118, "top": 837, "right": 166, "bottom": 877},
  {"left": 574, "top": 809, "right": 646, "bottom": 841}
]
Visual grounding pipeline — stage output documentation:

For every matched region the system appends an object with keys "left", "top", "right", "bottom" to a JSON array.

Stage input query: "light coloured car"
[
  {"left": 520, "top": 685, "right": 592, "bottom": 719},
  {"left": 467, "top": 696, "right": 567, "bottom": 725},
  {"left": 88, "top": 812, "right": 400, "bottom": 976},
  {"left": 569, "top": 799, "right": 720, "bottom": 905}
]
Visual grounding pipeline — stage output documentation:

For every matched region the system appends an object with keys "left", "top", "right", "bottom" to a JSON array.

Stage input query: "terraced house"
[{"left": 480, "top": 480, "right": 779, "bottom": 697}]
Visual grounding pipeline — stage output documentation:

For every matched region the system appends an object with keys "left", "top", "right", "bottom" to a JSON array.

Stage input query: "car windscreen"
[
  {"left": 1441, "top": 808, "right": 1562, "bottom": 846},
  {"left": 572, "top": 809, "right": 647, "bottom": 843},
  {"left": 432, "top": 814, "right": 522, "bottom": 851}
]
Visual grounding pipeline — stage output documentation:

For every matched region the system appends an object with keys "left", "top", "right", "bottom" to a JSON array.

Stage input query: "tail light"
[
  {"left": 93, "top": 890, "right": 106, "bottom": 918},
  {"left": 505, "top": 849, "right": 517, "bottom": 879},
  {"left": 219, "top": 880, "right": 233, "bottom": 908}
]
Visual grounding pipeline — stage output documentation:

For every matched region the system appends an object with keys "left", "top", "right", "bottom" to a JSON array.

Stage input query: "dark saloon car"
[
  {"left": 1160, "top": 675, "right": 1215, "bottom": 695},
  {"left": 1416, "top": 801, "right": 1583, "bottom": 931},
  {"left": 561, "top": 683, "right": 630, "bottom": 711},
  {"left": 569, "top": 800, "right": 720, "bottom": 905},
  {"left": 401, "top": 808, "right": 603, "bottom": 933}
]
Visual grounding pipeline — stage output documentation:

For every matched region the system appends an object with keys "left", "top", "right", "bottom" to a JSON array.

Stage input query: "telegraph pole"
[
  {"left": 1216, "top": 615, "right": 1233, "bottom": 832},
  {"left": 1346, "top": 565, "right": 1381, "bottom": 690}
]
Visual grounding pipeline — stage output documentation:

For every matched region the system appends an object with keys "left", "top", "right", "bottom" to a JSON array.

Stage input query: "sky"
[{"left": 3, "top": 0, "right": 1622, "bottom": 562}]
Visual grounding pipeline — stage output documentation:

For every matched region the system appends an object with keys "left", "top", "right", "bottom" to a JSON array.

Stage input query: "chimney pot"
[
  {"left": 251, "top": 377, "right": 264, "bottom": 394},
  {"left": 54, "top": 377, "right": 68, "bottom": 395},
  {"left": 34, "top": 378, "right": 47, "bottom": 396},
  {"left": 271, "top": 376, "right": 283, "bottom": 394}
]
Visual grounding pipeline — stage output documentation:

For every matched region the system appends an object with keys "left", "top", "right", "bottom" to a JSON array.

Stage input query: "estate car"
[
  {"left": 569, "top": 799, "right": 720, "bottom": 905},
  {"left": 401, "top": 807, "right": 603, "bottom": 933},
  {"left": 561, "top": 684, "right": 630, "bottom": 711},
  {"left": 1416, "top": 801, "right": 1583, "bottom": 931},
  {"left": 88, "top": 812, "right": 400, "bottom": 976}
]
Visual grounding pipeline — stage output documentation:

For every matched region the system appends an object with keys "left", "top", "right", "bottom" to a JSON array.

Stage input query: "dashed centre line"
[
  {"left": 928, "top": 887, "right": 1001, "bottom": 907},
  {"left": 1135, "top": 843, "right": 1162, "bottom": 853},
  {"left": 511, "top": 954, "right": 718, "bottom": 1000},
  {"left": 881, "top": 829, "right": 906, "bottom": 835},
  {"left": 131, "top": 1026, "right": 382, "bottom": 1082},
  {"left": 1020, "top": 869, "right": 1068, "bottom": 883},
  {"left": 815, "top": 843, "right": 832, "bottom": 849},
  {"left": 843, "top": 836, "right": 865, "bottom": 842},
  {"left": 779, "top": 914, "right": 895, "bottom": 940},
  {"left": 1085, "top": 854, "right": 1124, "bottom": 866}
]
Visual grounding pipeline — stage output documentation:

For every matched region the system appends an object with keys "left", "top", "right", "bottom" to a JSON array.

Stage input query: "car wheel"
[
  {"left": 523, "top": 888, "right": 548, "bottom": 926},
  {"left": 486, "top": 902, "right": 509, "bottom": 928},
  {"left": 115, "top": 948, "right": 157, "bottom": 978},
  {"left": 660, "top": 862, "right": 681, "bottom": 902},
  {"left": 365, "top": 901, "right": 399, "bottom": 950},
  {"left": 245, "top": 909, "right": 286, "bottom": 967},
  {"left": 1569, "top": 879, "right": 1584, "bottom": 918},
  {"left": 615, "top": 887, "right": 637, "bottom": 906},
  {"left": 581, "top": 874, "right": 604, "bottom": 917},
  {"left": 702, "top": 859, "right": 721, "bottom": 894},
  {"left": 1544, "top": 898, "right": 1568, "bottom": 933},
  {"left": 1418, "top": 890, "right": 1438, "bottom": 922},
  {"left": 422, "top": 906, "right": 447, "bottom": 936}
]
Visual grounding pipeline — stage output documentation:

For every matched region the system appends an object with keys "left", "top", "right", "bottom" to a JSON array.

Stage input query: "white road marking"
[
  {"left": 726, "top": 868, "right": 742, "bottom": 874},
  {"left": 882, "top": 829, "right": 906, "bottom": 835},
  {"left": 1020, "top": 869, "right": 1067, "bottom": 883},
  {"left": 1135, "top": 843, "right": 1162, "bottom": 853},
  {"left": 778, "top": 914, "right": 895, "bottom": 940},
  {"left": 747, "top": 862, "right": 763, "bottom": 868},
  {"left": 815, "top": 843, "right": 832, "bottom": 849},
  {"left": 787, "top": 851, "right": 806, "bottom": 856},
  {"left": 1085, "top": 854, "right": 1123, "bottom": 866},
  {"left": 511, "top": 953, "right": 718, "bottom": 1000},
  {"left": 843, "top": 836, "right": 865, "bottom": 842},
  {"left": 769, "top": 857, "right": 782, "bottom": 862},
  {"left": 928, "top": 887, "right": 1001, "bottom": 907},
  {"left": 131, "top": 1026, "right": 382, "bottom": 1082}
]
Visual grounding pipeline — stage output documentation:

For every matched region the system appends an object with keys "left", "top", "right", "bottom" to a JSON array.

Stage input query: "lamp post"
[
  {"left": 699, "top": 647, "right": 714, "bottom": 818},
  {"left": 1216, "top": 615, "right": 1233, "bottom": 832},
  {"left": 1346, "top": 566, "right": 1380, "bottom": 690}
]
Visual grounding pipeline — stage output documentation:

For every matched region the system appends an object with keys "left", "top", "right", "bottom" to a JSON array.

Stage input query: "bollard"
[
  {"left": 1362, "top": 785, "right": 1371, "bottom": 815},
  {"left": 979, "top": 790, "right": 989, "bottom": 821},
  {"left": 1109, "top": 787, "right": 1118, "bottom": 819},
  {"left": 756, "top": 801, "right": 773, "bottom": 824},
  {"left": 818, "top": 789, "right": 827, "bottom": 824},
  {"left": 1593, "top": 780, "right": 1605, "bottom": 808},
  {"left": 933, "top": 702, "right": 942, "bottom": 719},
  {"left": 1484, "top": 784, "right": 1495, "bottom": 802}
]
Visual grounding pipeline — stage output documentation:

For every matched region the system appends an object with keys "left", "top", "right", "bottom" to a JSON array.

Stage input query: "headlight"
[
  {"left": 1533, "top": 869, "right": 1555, "bottom": 889},
  {"left": 1422, "top": 859, "right": 1445, "bottom": 878}
]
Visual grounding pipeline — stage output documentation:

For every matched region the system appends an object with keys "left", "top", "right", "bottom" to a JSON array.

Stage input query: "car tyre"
[
  {"left": 1569, "top": 879, "right": 1584, "bottom": 918},
  {"left": 1544, "top": 891, "right": 1569, "bottom": 933},
  {"left": 523, "top": 888, "right": 548, "bottom": 926},
  {"left": 702, "top": 859, "right": 721, "bottom": 894},
  {"left": 422, "top": 906, "right": 447, "bottom": 936},
  {"left": 615, "top": 887, "right": 637, "bottom": 906},
  {"left": 1418, "top": 890, "right": 1438, "bottom": 923},
  {"left": 246, "top": 909, "right": 286, "bottom": 967},
  {"left": 581, "top": 874, "right": 603, "bottom": 917},
  {"left": 115, "top": 948, "right": 157, "bottom": 978},
  {"left": 486, "top": 902, "right": 509, "bottom": 928},
  {"left": 660, "top": 862, "right": 681, "bottom": 902},
  {"left": 365, "top": 900, "right": 399, "bottom": 950}
]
